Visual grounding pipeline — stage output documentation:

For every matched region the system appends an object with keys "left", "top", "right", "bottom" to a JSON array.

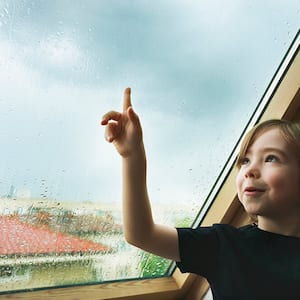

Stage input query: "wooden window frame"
[{"left": 1, "top": 32, "right": 299, "bottom": 300}]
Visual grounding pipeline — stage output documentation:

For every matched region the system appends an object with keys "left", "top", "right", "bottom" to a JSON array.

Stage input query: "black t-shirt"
[{"left": 176, "top": 224, "right": 300, "bottom": 300}]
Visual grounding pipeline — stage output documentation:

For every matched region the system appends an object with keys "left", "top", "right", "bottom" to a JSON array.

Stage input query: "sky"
[{"left": 0, "top": 1, "right": 299, "bottom": 215}]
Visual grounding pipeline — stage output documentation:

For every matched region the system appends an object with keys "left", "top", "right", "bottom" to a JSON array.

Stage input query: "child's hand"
[{"left": 101, "top": 87, "right": 143, "bottom": 157}]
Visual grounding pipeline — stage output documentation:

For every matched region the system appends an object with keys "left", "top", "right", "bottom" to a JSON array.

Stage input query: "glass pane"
[{"left": 0, "top": 0, "right": 299, "bottom": 292}]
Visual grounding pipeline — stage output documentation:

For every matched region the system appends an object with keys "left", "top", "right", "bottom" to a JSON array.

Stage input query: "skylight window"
[{"left": 0, "top": 0, "right": 299, "bottom": 294}]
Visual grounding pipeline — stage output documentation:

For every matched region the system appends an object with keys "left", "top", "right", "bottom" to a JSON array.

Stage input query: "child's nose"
[{"left": 244, "top": 163, "right": 260, "bottom": 178}]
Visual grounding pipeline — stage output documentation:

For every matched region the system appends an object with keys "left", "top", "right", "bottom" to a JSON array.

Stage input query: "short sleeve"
[{"left": 176, "top": 226, "right": 219, "bottom": 277}]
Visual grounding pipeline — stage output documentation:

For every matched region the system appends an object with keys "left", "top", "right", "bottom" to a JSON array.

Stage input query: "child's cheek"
[
  {"left": 235, "top": 172, "right": 243, "bottom": 201},
  {"left": 266, "top": 170, "right": 295, "bottom": 201}
]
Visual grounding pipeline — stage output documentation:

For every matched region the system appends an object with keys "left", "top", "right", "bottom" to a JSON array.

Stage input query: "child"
[{"left": 101, "top": 87, "right": 300, "bottom": 299}]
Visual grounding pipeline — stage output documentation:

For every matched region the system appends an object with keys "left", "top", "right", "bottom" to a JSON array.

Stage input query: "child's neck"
[{"left": 257, "top": 216, "right": 300, "bottom": 238}]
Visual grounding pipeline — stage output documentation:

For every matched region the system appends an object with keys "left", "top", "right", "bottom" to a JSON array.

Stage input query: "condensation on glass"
[{"left": 0, "top": 0, "right": 299, "bottom": 293}]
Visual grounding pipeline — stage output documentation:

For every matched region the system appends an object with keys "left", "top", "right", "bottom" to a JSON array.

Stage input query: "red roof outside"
[{"left": 0, "top": 215, "right": 109, "bottom": 256}]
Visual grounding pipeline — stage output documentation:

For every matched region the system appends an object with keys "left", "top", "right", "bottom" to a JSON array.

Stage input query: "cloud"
[
  {"left": 37, "top": 35, "right": 82, "bottom": 67},
  {"left": 1, "top": 0, "right": 299, "bottom": 205},
  {"left": 0, "top": 40, "right": 38, "bottom": 98},
  {"left": 0, "top": 35, "right": 124, "bottom": 201}
]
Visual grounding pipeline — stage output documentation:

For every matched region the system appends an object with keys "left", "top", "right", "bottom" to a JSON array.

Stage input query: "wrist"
[{"left": 124, "top": 143, "right": 145, "bottom": 160}]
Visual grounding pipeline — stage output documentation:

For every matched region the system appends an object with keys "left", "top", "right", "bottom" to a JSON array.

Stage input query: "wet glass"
[{"left": 0, "top": 0, "right": 299, "bottom": 293}]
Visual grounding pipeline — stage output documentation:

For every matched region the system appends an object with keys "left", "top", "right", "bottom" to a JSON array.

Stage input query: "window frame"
[{"left": 1, "top": 32, "right": 299, "bottom": 300}]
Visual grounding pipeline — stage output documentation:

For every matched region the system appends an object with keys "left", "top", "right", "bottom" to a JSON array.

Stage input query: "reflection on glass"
[{"left": 0, "top": 0, "right": 299, "bottom": 293}]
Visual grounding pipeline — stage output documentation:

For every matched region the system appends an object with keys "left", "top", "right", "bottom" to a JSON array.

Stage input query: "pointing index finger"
[{"left": 123, "top": 87, "right": 132, "bottom": 112}]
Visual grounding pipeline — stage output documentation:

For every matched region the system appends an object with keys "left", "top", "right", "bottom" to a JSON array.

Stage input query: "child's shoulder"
[
  {"left": 212, "top": 223, "right": 255, "bottom": 238},
  {"left": 213, "top": 223, "right": 300, "bottom": 244},
  {"left": 211, "top": 223, "right": 256, "bottom": 235}
]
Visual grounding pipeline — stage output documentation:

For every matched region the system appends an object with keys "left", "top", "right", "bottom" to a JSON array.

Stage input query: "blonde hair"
[{"left": 236, "top": 119, "right": 300, "bottom": 168}]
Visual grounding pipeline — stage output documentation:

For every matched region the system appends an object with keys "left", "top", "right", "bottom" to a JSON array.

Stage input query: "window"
[{"left": 0, "top": 0, "right": 299, "bottom": 297}]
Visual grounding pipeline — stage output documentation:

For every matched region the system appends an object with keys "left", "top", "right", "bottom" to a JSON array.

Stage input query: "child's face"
[{"left": 235, "top": 127, "right": 300, "bottom": 220}]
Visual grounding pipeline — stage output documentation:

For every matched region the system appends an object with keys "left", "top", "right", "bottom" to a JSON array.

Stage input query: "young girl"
[{"left": 101, "top": 87, "right": 300, "bottom": 299}]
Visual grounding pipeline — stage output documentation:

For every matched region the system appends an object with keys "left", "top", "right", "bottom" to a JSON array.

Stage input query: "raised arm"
[{"left": 101, "top": 88, "right": 180, "bottom": 262}]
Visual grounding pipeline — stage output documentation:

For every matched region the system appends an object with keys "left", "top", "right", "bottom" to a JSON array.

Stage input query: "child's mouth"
[{"left": 244, "top": 186, "right": 265, "bottom": 196}]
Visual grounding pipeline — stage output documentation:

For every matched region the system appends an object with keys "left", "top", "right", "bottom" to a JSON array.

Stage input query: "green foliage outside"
[
  {"left": 139, "top": 216, "right": 194, "bottom": 277},
  {"left": 139, "top": 252, "right": 171, "bottom": 278},
  {"left": 175, "top": 216, "right": 194, "bottom": 227}
]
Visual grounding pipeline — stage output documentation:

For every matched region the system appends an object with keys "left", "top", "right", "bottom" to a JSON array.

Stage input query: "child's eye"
[
  {"left": 240, "top": 157, "right": 250, "bottom": 165},
  {"left": 265, "top": 155, "right": 278, "bottom": 163}
]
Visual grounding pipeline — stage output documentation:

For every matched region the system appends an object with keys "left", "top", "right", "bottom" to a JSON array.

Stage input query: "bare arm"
[{"left": 101, "top": 88, "right": 180, "bottom": 262}]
